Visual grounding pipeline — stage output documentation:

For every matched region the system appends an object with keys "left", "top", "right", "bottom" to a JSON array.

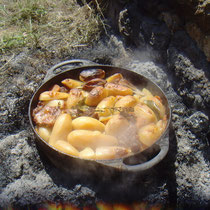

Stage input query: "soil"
[{"left": 0, "top": 0, "right": 209, "bottom": 209}]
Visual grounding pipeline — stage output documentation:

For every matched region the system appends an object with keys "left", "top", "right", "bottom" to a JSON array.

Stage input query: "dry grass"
[{"left": 0, "top": 0, "right": 103, "bottom": 54}]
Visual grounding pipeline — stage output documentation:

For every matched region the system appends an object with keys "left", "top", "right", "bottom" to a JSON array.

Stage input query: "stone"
[
  {"left": 203, "top": 35, "right": 210, "bottom": 62},
  {"left": 186, "top": 23, "right": 210, "bottom": 62},
  {"left": 184, "top": 111, "right": 209, "bottom": 136},
  {"left": 167, "top": 31, "right": 210, "bottom": 111}
]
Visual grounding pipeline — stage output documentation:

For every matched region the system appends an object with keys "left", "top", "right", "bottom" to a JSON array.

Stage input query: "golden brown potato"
[
  {"left": 49, "top": 113, "right": 72, "bottom": 145},
  {"left": 83, "top": 78, "right": 106, "bottom": 91},
  {"left": 140, "top": 96, "right": 165, "bottom": 119},
  {"left": 67, "top": 130, "right": 118, "bottom": 150},
  {"left": 79, "top": 147, "right": 95, "bottom": 159},
  {"left": 134, "top": 103, "right": 157, "bottom": 128},
  {"left": 72, "top": 116, "right": 105, "bottom": 132},
  {"left": 98, "top": 134, "right": 119, "bottom": 146},
  {"left": 66, "top": 88, "right": 84, "bottom": 109},
  {"left": 62, "top": 78, "right": 83, "bottom": 89},
  {"left": 106, "top": 73, "right": 123, "bottom": 83},
  {"left": 133, "top": 94, "right": 144, "bottom": 103},
  {"left": 79, "top": 69, "right": 105, "bottom": 82},
  {"left": 138, "top": 123, "right": 161, "bottom": 148},
  {"left": 105, "top": 83, "right": 133, "bottom": 96},
  {"left": 105, "top": 114, "right": 130, "bottom": 136},
  {"left": 118, "top": 78, "right": 137, "bottom": 89},
  {"left": 116, "top": 95, "right": 124, "bottom": 100},
  {"left": 85, "top": 86, "right": 108, "bottom": 106},
  {"left": 51, "top": 84, "right": 60, "bottom": 92},
  {"left": 36, "top": 126, "right": 51, "bottom": 142},
  {"left": 96, "top": 96, "right": 117, "bottom": 117},
  {"left": 156, "top": 119, "right": 167, "bottom": 134},
  {"left": 114, "top": 95, "right": 137, "bottom": 113},
  {"left": 142, "top": 88, "right": 153, "bottom": 97},
  {"left": 53, "top": 140, "right": 79, "bottom": 156},
  {"left": 45, "top": 100, "right": 65, "bottom": 108},
  {"left": 39, "top": 91, "right": 69, "bottom": 101},
  {"left": 95, "top": 146, "right": 129, "bottom": 160},
  {"left": 82, "top": 90, "right": 89, "bottom": 98},
  {"left": 68, "top": 130, "right": 100, "bottom": 150},
  {"left": 98, "top": 115, "right": 113, "bottom": 124}
]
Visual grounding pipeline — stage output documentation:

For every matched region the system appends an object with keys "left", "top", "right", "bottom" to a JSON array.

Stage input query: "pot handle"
[
  {"left": 122, "top": 132, "right": 169, "bottom": 172},
  {"left": 44, "top": 59, "right": 97, "bottom": 81}
]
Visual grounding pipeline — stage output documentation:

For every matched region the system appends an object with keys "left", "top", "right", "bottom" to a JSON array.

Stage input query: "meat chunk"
[
  {"left": 79, "top": 69, "right": 105, "bottom": 82},
  {"left": 32, "top": 103, "right": 61, "bottom": 126}
]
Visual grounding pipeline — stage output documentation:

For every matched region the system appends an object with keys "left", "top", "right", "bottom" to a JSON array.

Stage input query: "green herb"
[{"left": 144, "top": 100, "right": 161, "bottom": 120}]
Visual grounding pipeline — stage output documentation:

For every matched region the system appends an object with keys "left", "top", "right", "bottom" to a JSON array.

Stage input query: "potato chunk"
[
  {"left": 79, "top": 147, "right": 95, "bottom": 159},
  {"left": 98, "top": 115, "right": 112, "bottom": 124},
  {"left": 114, "top": 95, "right": 137, "bottom": 114},
  {"left": 106, "top": 73, "right": 123, "bottom": 83},
  {"left": 105, "top": 83, "right": 133, "bottom": 96},
  {"left": 156, "top": 119, "right": 167, "bottom": 133},
  {"left": 53, "top": 140, "right": 79, "bottom": 156},
  {"left": 51, "top": 84, "right": 60, "bottom": 92},
  {"left": 134, "top": 103, "right": 157, "bottom": 128},
  {"left": 61, "top": 78, "right": 83, "bottom": 89},
  {"left": 36, "top": 126, "right": 51, "bottom": 142},
  {"left": 142, "top": 88, "right": 153, "bottom": 97},
  {"left": 67, "top": 130, "right": 118, "bottom": 150},
  {"left": 45, "top": 100, "right": 65, "bottom": 108},
  {"left": 39, "top": 91, "right": 69, "bottom": 101},
  {"left": 138, "top": 123, "right": 161, "bottom": 149},
  {"left": 105, "top": 114, "right": 130, "bottom": 136},
  {"left": 85, "top": 86, "right": 107, "bottom": 106},
  {"left": 96, "top": 96, "right": 117, "bottom": 117},
  {"left": 95, "top": 146, "right": 129, "bottom": 160},
  {"left": 141, "top": 96, "right": 165, "bottom": 119},
  {"left": 49, "top": 113, "right": 72, "bottom": 145},
  {"left": 72, "top": 116, "right": 105, "bottom": 132}
]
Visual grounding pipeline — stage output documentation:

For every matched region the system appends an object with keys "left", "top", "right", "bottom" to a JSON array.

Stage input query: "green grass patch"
[
  {"left": 0, "top": 0, "right": 103, "bottom": 54},
  {"left": 0, "top": 33, "right": 26, "bottom": 52}
]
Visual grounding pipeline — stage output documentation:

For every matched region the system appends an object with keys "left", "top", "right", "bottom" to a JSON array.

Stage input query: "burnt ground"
[{"left": 0, "top": 2, "right": 210, "bottom": 209}]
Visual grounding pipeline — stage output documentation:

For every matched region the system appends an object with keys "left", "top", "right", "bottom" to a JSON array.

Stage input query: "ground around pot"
[{"left": 0, "top": 0, "right": 210, "bottom": 209}]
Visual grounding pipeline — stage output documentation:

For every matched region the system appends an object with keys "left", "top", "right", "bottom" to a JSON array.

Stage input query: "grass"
[{"left": 0, "top": 0, "right": 103, "bottom": 54}]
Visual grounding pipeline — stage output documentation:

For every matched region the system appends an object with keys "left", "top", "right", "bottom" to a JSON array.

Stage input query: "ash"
[{"left": 0, "top": 3, "right": 210, "bottom": 209}]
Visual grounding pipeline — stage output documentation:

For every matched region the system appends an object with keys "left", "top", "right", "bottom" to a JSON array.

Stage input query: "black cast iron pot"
[{"left": 29, "top": 60, "right": 171, "bottom": 174}]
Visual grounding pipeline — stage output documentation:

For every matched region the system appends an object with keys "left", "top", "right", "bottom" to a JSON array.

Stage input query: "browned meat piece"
[
  {"left": 79, "top": 69, "right": 105, "bottom": 82},
  {"left": 83, "top": 78, "right": 106, "bottom": 91},
  {"left": 32, "top": 104, "right": 61, "bottom": 127}
]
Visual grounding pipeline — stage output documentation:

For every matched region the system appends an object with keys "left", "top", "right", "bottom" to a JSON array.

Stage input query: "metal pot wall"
[{"left": 29, "top": 60, "right": 171, "bottom": 173}]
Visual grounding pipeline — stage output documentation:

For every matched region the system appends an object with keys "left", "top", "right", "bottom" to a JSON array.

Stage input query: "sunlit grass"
[{"left": 0, "top": 0, "right": 103, "bottom": 54}]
